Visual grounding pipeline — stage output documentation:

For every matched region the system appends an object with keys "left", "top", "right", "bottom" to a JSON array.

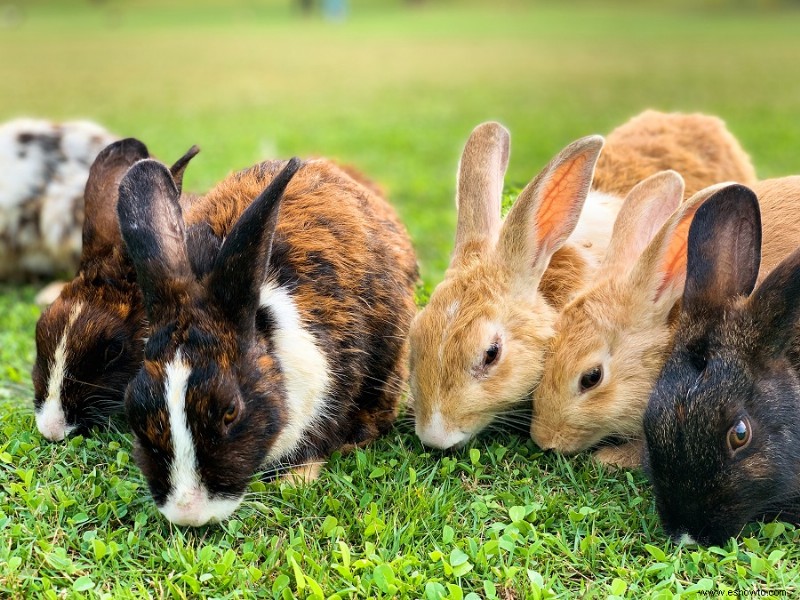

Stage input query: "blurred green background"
[{"left": 3, "top": 0, "right": 800, "bottom": 285}]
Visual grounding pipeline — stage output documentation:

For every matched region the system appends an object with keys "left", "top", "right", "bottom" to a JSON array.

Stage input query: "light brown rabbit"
[
  {"left": 592, "top": 110, "right": 756, "bottom": 199},
  {"left": 410, "top": 112, "right": 756, "bottom": 451},
  {"left": 410, "top": 123, "right": 607, "bottom": 449},
  {"left": 532, "top": 175, "right": 800, "bottom": 468}
]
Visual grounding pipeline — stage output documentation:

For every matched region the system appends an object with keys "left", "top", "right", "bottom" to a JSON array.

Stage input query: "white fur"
[
  {"left": 678, "top": 533, "right": 697, "bottom": 545},
  {"left": 566, "top": 189, "right": 623, "bottom": 261},
  {"left": 259, "top": 281, "right": 331, "bottom": 462},
  {"left": 416, "top": 409, "right": 469, "bottom": 449},
  {"left": 159, "top": 351, "right": 243, "bottom": 526},
  {"left": 35, "top": 302, "right": 83, "bottom": 441}
]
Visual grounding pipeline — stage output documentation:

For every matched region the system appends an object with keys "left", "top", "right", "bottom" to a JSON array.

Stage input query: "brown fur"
[
  {"left": 752, "top": 176, "right": 800, "bottom": 280},
  {"left": 185, "top": 159, "right": 417, "bottom": 444},
  {"left": 593, "top": 110, "right": 756, "bottom": 199}
]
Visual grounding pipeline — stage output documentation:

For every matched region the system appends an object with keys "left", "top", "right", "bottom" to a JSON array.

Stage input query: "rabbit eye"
[
  {"left": 579, "top": 366, "right": 603, "bottom": 392},
  {"left": 104, "top": 340, "right": 125, "bottom": 365},
  {"left": 727, "top": 418, "right": 751, "bottom": 454},
  {"left": 484, "top": 342, "right": 500, "bottom": 366},
  {"left": 686, "top": 339, "right": 707, "bottom": 372},
  {"left": 223, "top": 400, "right": 240, "bottom": 426}
]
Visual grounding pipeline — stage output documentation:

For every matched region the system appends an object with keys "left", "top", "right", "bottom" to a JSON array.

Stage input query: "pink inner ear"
[
  {"left": 535, "top": 155, "right": 589, "bottom": 252},
  {"left": 654, "top": 205, "right": 700, "bottom": 302}
]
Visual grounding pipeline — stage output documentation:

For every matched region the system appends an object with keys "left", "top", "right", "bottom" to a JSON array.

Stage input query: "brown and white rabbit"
[
  {"left": 0, "top": 118, "right": 116, "bottom": 282},
  {"left": 409, "top": 111, "right": 756, "bottom": 450},
  {"left": 117, "top": 157, "right": 418, "bottom": 526},
  {"left": 532, "top": 176, "right": 800, "bottom": 468},
  {"left": 643, "top": 184, "right": 800, "bottom": 546},
  {"left": 32, "top": 139, "right": 201, "bottom": 442}
]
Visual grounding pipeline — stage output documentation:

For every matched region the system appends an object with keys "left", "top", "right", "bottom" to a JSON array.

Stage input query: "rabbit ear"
[
  {"left": 207, "top": 158, "right": 302, "bottom": 333},
  {"left": 169, "top": 145, "right": 200, "bottom": 196},
  {"left": 682, "top": 184, "right": 762, "bottom": 314},
  {"left": 601, "top": 171, "right": 684, "bottom": 277},
  {"left": 453, "top": 122, "right": 510, "bottom": 259},
  {"left": 496, "top": 135, "right": 604, "bottom": 285},
  {"left": 81, "top": 138, "right": 149, "bottom": 263},
  {"left": 627, "top": 183, "right": 732, "bottom": 315},
  {"left": 118, "top": 159, "right": 193, "bottom": 319},
  {"left": 748, "top": 246, "right": 800, "bottom": 356}
]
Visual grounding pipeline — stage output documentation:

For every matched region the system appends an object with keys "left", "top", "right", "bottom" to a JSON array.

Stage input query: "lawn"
[{"left": 1, "top": 1, "right": 800, "bottom": 598}]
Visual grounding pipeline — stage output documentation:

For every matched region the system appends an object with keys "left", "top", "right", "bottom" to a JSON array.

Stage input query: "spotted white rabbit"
[{"left": 0, "top": 118, "right": 116, "bottom": 285}]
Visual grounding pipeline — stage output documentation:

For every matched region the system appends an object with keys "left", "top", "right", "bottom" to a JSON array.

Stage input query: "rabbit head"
[{"left": 118, "top": 158, "right": 301, "bottom": 526}]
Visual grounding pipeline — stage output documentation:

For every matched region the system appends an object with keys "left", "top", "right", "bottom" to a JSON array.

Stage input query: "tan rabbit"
[
  {"left": 409, "top": 123, "right": 608, "bottom": 449},
  {"left": 410, "top": 111, "right": 756, "bottom": 451},
  {"left": 592, "top": 110, "right": 756, "bottom": 199},
  {"left": 532, "top": 175, "right": 800, "bottom": 468}
]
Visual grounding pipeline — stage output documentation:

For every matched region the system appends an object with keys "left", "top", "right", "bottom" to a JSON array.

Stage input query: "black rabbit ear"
[
  {"left": 749, "top": 246, "right": 800, "bottom": 356},
  {"left": 208, "top": 158, "right": 302, "bottom": 333},
  {"left": 683, "top": 184, "right": 761, "bottom": 315},
  {"left": 118, "top": 159, "right": 193, "bottom": 320},
  {"left": 81, "top": 138, "right": 149, "bottom": 264},
  {"left": 169, "top": 145, "right": 200, "bottom": 196}
]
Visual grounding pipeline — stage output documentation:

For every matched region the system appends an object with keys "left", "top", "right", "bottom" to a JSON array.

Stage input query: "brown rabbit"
[
  {"left": 533, "top": 175, "right": 800, "bottom": 467},
  {"left": 118, "top": 157, "right": 418, "bottom": 526},
  {"left": 410, "top": 112, "right": 756, "bottom": 450},
  {"left": 33, "top": 140, "right": 200, "bottom": 442}
]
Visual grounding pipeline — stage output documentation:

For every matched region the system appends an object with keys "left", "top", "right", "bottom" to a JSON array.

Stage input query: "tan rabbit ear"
[
  {"left": 496, "top": 135, "right": 604, "bottom": 285},
  {"left": 628, "top": 182, "right": 734, "bottom": 314},
  {"left": 601, "top": 171, "right": 684, "bottom": 277},
  {"left": 453, "top": 122, "right": 510, "bottom": 259}
]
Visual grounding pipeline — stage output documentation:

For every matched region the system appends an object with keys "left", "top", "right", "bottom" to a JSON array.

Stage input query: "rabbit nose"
[
  {"left": 35, "top": 401, "right": 75, "bottom": 442},
  {"left": 161, "top": 487, "right": 210, "bottom": 527},
  {"left": 530, "top": 424, "right": 555, "bottom": 450},
  {"left": 415, "top": 410, "right": 469, "bottom": 449}
]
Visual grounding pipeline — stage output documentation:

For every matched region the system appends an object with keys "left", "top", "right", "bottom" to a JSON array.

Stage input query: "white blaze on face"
[
  {"left": 259, "top": 281, "right": 330, "bottom": 463},
  {"left": 35, "top": 302, "right": 83, "bottom": 441},
  {"left": 416, "top": 409, "right": 470, "bottom": 450},
  {"left": 159, "top": 350, "right": 241, "bottom": 527}
]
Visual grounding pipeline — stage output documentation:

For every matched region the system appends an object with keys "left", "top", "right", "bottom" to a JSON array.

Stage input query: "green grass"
[{"left": 2, "top": 1, "right": 800, "bottom": 598}]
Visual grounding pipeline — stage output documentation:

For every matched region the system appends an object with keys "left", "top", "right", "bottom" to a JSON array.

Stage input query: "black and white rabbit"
[
  {"left": 117, "top": 156, "right": 418, "bottom": 526},
  {"left": 643, "top": 182, "right": 800, "bottom": 546}
]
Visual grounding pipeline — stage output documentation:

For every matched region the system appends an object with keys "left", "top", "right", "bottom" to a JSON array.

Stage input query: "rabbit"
[
  {"left": 592, "top": 109, "right": 756, "bottom": 199},
  {"left": 643, "top": 183, "right": 800, "bottom": 546},
  {"left": 409, "top": 111, "right": 756, "bottom": 450},
  {"left": 32, "top": 139, "right": 202, "bottom": 442},
  {"left": 117, "top": 156, "right": 418, "bottom": 527},
  {"left": 531, "top": 175, "right": 800, "bottom": 468},
  {"left": 0, "top": 117, "right": 117, "bottom": 281},
  {"left": 409, "top": 123, "right": 606, "bottom": 449}
]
